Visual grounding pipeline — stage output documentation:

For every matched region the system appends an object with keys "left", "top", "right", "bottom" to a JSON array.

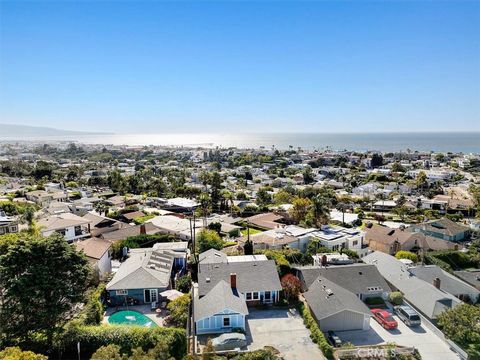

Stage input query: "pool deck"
[{"left": 103, "top": 304, "right": 167, "bottom": 327}]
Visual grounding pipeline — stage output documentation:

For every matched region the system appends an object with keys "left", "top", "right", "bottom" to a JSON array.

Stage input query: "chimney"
[
  {"left": 433, "top": 277, "right": 441, "bottom": 289},
  {"left": 140, "top": 224, "right": 146, "bottom": 235},
  {"left": 230, "top": 273, "right": 237, "bottom": 289}
]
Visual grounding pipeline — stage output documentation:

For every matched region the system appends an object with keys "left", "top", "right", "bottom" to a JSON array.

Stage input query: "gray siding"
[{"left": 319, "top": 310, "right": 369, "bottom": 332}]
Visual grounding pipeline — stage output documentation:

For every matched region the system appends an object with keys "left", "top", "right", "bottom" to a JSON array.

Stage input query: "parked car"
[
  {"left": 394, "top": 305, "right": 421, "bottom": 327},
  {"left": 371, "top": 309, "right": 398, "bottom": 330},
  {"left": 211, "top": 333, "right": 247, "bottom": 351},
  {"left": 327, "top": 331, "right": 343, "bottom": 347}
]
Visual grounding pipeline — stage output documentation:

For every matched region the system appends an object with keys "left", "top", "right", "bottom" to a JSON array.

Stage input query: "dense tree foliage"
[{"left": 0, "top": 234, "right": 91, "bottom": 348}]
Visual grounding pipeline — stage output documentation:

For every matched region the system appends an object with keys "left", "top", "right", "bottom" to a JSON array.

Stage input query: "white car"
[{"left": 211, "top": 333, "right": 247, "bottom": 351}]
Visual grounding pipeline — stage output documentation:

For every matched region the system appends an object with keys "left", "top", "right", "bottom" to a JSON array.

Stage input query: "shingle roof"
[
  {"left": 100, "top": 222, "right": 158, "bottom": 242},
  {"left": 409, "top": 218, "right": 469, "bottom": 237},
  {"left": 75, "top": 237, "right": 111, "bottom": 260},
  {"left": 244, "top": 213, "right": 284, "bottom": 230},
  {"left": 106, "top": 249, "right": 174, "bottom": 290},
  {"left": 38, "top": 213, "right": 91, "bottom": 231},
  {"left": 194, "top": 280, "right": 248, "bottom": 320},
  {"left": 409, "top": 265, "right": 480, "bottom": 299},
  {"left": 198, "top": 253, "right": 282, "bottom": 297},
  {"left": 363, "top": 251, "right": 460, "bottom": 319},
  {"left": 304, "top": 276, "right": 371, "bottom": 320},
  {"left": 295, "top": 264, "right": 391, "bottom": 295},
  {"left": 454, "top": 270, "right": 480, "bottom": 290}
]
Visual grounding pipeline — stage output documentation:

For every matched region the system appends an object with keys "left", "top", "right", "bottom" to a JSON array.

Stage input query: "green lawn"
[{"left": 241, "top": 228, "right": 263, "bottom": 236}]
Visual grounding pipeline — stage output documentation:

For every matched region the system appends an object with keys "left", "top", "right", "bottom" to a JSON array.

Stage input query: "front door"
[{"left": 264, "top": 291, "right": 272, "bottom": 303}]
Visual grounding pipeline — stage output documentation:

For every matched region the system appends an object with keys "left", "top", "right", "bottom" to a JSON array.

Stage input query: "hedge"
[
  {"left": 56, "top": 324, "right": 186, "bottom": 359},
  {"left": 297, "top": 302, "right": 333, "bottom": 359},
  {"left": 77, "top": 284, "right": 105, "bottom": 325}
]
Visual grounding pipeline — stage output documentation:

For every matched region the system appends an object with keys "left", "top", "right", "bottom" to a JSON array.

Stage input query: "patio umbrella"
[{"left": 160, "top": 289, "right": 184, "bottom": 301}]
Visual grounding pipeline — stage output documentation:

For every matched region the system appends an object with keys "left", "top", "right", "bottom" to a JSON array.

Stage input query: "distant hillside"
[{"left": 0, "top": 124, "right": 111, "bottom": 137}]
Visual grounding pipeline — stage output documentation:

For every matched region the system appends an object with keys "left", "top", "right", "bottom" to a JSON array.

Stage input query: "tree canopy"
[{"left": 0, "top": 234, "right": 91, "bottom": 347}]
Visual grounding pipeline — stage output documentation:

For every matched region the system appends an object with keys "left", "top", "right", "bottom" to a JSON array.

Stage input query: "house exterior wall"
[
  {"left": 108, "top": 287, "right": 169, "bottom": 306},
  {"left": 96, "top": 251, "right": 112, "bottom": 276},
  {"left": 42, "top": 225, "right": 89, "bottom": 242},
  {"left": 240, "top": 290, "right": 280, "bottom": 305},
  {"left": 196, "top": 309, "right": 246, "bottom": 335},
  {"left": 318, "top": 310, "right": 370, "bottom": 332}
]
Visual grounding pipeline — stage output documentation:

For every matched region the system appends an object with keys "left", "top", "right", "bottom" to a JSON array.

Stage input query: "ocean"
[{"left": 0, "top": 132, "right": 479, "bottom": 153}]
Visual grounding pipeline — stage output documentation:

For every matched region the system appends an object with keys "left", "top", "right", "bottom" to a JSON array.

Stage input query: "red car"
[{"left": 371, "top": 309, "right": 398, "bottom": 330}]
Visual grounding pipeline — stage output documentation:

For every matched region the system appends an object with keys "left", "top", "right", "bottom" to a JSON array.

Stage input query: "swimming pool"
[{"left": 108, "top": 310, "right": 157, "bottom": 328}]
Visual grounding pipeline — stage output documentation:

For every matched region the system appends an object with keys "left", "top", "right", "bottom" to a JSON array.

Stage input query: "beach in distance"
[{"left": 1, "top": 132, "right": 479, "bottom": 153}]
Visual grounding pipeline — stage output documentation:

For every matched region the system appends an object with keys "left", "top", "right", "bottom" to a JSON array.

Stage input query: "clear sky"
[{"left": 0, "top": 1, "right": 479, "bottom": 133}]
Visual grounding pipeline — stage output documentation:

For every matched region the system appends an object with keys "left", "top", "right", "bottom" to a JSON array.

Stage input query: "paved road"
[
  {"left": 339, "top": 315, "right": 460, "bottom": 360},
  {"left": 246, "top": 308, "right": 325, "bottom": 360}
]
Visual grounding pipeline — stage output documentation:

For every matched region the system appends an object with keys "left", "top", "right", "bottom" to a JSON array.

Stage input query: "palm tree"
[{"left": 311, "top": 194, "right": 331, "bottom": 227}]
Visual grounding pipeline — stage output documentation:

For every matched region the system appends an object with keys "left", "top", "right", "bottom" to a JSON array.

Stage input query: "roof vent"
[
  {"left": 359, "top": 271, "right": 363, "bottom": 275},
  {"left": 206, "top": 277, "right": 211, "bottom": 283}
]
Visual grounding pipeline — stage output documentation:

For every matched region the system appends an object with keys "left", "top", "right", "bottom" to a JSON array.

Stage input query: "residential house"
[
  {"left": 295, "top": 263, "right": 391, "bottom": 301},
  {"left": 82, "top": 212, "right": 129, "bottom": 237},
  {"left": 99, "top": 222, "right": 159, "bottom": 243},
  {"left": 0, "top": 211, "right": 18, "bottom": 235},
  {"left": 454, "top": 270, "right": 480, "bottom": 291},
  {"left": 303, "top": 276, "right": 371, "bottom": 332},
  {"left": 37, "top": 213, "right": 91, "bottom": 242},
  {"left": 409, "top": 218, "right": 470, "bottom": 242},
  {"left": 409, "top": 265, "right": 480, "bottom": 303},
  {"left": 365, "top": 224, "right": 460, "bottom": 255},
  {"left": 26, "top": 189, "right": 67, "bottom": 207},
  {"left": 363, "top": 251, "right": 461, "bottom": 321},
  {"left": 75, "top": 237, "right": 112, "bottom": 276},
  {"left": 194, "top": 249, "right": 282, "bottom": 335},
  {"left": 243, "top": 212, "right": 285, "bottom": 230},
  {"left": 106, "top": 248, "right": 175, "bottom": 306},
  {"left": 194, "top": 280, "right": 249, "bottom": 335},
  {"left": 306, "top": 226, "right": 364, "bottom": 252}
]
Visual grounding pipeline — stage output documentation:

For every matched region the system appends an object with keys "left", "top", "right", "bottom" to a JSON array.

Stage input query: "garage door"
[{"left": 320, "top": 310, "right": 366, "bottom": 332}]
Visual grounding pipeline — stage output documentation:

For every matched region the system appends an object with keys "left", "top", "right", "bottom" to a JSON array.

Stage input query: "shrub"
[
  {"left": 364, "top": 297, "right": 386, "bottom": 306},
  {"left": 297, "top": 302, "right": 333, "bottom": 359},
  {"left": 56, "top": 324, "right": 186, "bottom": 359},
  {"left": 395, "top": 251, "right": 419, "bottom": 263},
  {"left": 196, "top": 229, "right": 224, "bottom": 253},
  {"left": 0, "top": 347, "right": 47, "bottom": 360},
  {"left": 166, "top": 294, "right": 191, "bottom": 328},
  {"left": 281, "top": 274, "right": 301, "bottom": 302},
  {"left": 264, "top": 250, "right": 291, "bottom": 277},
  {"left": 388, "top": 291, "right": 404, "bottom": 306},
  {"left": 79, "top": 284, "right": 106, "bottom": 325},
  {"left": 175, "top": 274, "right": 192, "bottom": 293}
]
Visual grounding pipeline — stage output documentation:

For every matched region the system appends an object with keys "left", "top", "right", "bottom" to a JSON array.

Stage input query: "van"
[{"left": 394, "top": 305, "right": 421, "bottom": 327}]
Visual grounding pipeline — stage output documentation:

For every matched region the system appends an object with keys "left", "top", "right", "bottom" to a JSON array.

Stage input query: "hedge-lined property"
[
  {"left": 297, "top": 301, "right": 333, "bottom": 359},
  {"left": 57, "top": 324, "right": 187, "bottom": 359}
]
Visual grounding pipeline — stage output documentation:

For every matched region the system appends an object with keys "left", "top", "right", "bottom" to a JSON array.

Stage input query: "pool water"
[{"left": 108, "top": 310, "right": 157, "bottom": 328}]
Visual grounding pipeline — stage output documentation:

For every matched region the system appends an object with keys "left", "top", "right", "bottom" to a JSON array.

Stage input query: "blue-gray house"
[
  {"left": 106, "top": 248, "right": 175, "bottom": 306},
  {"left": 194, "top": 249, "right": 282, "bottom": 335}
]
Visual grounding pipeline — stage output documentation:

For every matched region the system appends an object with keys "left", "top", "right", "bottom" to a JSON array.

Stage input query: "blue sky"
[{"left": 0, "top": 1, "right": 479, "bottom": 133}]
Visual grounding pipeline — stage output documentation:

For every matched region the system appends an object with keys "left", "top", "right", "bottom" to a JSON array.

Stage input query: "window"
[
  {"left": 74, "top": 225, "right": 82, "bottom": 236},
  {"left": 9, "top": 225, "right": 18, "bottom": 233},
  {"left": 116, "top": 290, "right": 128, "bottom": 295},
  {"left": 252, "top": 292, "right": 259, "bottom": 300},
  {"left": 223, "top": 317, "right": 230, "bottom": 327},
  {"left": 0, "top": 227, "right": 5, "bottom": 235},
  {"left": 353, "top": 240, "right": 358, "bottom": 246},
  {"left": 246, "top": 292, "right": 252, "bottom": 300},
  {"left": 265, "top": 291, "right": 271, "bottom": 301}
]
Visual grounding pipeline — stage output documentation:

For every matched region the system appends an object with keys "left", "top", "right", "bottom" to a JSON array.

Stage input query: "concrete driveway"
[
  {"left": 338, "top": 313, "right": 460, "bottom": 360},
  {"left": 246, "top": 307, "right": 325, "bottom": 360}
]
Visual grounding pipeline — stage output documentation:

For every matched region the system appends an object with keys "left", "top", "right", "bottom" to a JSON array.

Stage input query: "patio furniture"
[{"left": 150, "top": 301, "right": 157, "bottom": 311}]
